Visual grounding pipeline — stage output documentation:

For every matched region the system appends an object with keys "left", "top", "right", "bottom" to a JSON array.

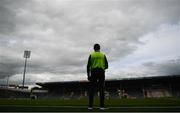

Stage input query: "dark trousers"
[{"left": 89, "top": 69, "right": 105, "bottom": 107}]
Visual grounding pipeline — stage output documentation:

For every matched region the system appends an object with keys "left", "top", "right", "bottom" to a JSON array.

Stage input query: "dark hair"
[{"left": 94, "top": 43, "right": 100, "bottom": 51}]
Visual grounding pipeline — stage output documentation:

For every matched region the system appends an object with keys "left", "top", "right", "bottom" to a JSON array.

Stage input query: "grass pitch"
[{"left": 0, "top": 97, "right": 180, "bottom": 112}]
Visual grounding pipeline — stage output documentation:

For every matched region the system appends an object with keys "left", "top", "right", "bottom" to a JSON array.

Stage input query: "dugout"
[{"left": 36, "top": 75, "right": 180, "bottom": 98}]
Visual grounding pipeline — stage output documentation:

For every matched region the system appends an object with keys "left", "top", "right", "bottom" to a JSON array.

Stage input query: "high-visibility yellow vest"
[{"left": 90, "top": 51, "right": 105, "bottom": 70}]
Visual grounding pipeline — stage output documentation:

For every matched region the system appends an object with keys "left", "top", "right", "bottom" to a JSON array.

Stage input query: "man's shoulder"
[
  {"left": 100, "top": 52, "right": 106, "bottom": 56},
  {"left": 90, "top": 51, "right": 105, "bottom": 56}
]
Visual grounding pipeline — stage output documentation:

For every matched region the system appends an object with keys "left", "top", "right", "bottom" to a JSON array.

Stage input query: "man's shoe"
[
  {"left": 99, "top": 107, "right": 108, "bottom": 110},
  {"left": 88, "top": 107, "right": 93, "bottom": 110}
]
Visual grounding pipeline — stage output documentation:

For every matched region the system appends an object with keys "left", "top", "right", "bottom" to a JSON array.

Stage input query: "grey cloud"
[
  {"left": 143, "top": 58, "right": 180, "bottom": 76},
  {"left": 0, "top": 0, "right": 180, "bottom": 83},
  {"left": 0, "top": 56, "right": 23, "bottom": 78},
  {"left": 0, "top": 0, "right": 16, "bottom": 34},
  {"left": 0, "top": 0, "right": 31, "bottom": 34}
]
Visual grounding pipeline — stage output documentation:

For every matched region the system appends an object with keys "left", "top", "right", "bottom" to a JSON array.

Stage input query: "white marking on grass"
[
  {"left": 109, "top": 106, "right": 180, "bottom": 109},
  {"left": 1, "top": 105, "right": 180, "bottom": 109}
]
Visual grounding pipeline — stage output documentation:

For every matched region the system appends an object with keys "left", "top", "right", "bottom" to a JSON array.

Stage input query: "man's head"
[{"left": 94, "top": 43, "right": 100, "bottom": 51}]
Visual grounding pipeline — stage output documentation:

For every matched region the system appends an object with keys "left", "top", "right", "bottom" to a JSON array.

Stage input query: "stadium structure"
[
  {"left": 0, "top": 85, "right": 47, "bottom": 98},
  {"left": 36, "top": 75, "right": 180, "bottom": 99},
  {"left": 0, "top": 75, "right": 180, "bottom": 99}
]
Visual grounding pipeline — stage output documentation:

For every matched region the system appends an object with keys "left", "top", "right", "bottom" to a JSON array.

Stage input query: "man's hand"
[{"left": 87, "top": 72, "right": 92, "bottom": 81}]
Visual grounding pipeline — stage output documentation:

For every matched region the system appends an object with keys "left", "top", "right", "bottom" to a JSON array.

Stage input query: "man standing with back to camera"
[{"left": 87, "top": 44, "right": 108, "bottom": 110}]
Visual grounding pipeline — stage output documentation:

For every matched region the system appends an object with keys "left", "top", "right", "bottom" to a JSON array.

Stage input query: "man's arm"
[
  {"left": 104, "top": 55, "right": 108, "bottom": 69},
  {"left": 87, "top": 55, "right": 91, "bottom": 78}
]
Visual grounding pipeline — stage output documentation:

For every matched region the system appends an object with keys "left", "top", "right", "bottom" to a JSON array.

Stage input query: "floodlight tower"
[{"left": 22, "top": 50, "right": 31, "bottom": 89}]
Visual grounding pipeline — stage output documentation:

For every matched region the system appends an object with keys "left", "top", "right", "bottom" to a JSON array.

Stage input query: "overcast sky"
[{"left": 0, "top": 0, "right": 180, "bottom": 86}]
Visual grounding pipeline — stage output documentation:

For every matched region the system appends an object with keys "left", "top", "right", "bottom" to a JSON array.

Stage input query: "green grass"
[
  {"left": 0, "top": 97, "right": 180, "bottom": 112},
  {"left": 1, "top": 97, "right": 180, "bottom": 106}
]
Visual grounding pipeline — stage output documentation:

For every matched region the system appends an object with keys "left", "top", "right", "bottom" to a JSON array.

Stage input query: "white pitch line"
[
  {"left": 109, "top": 106, "right": 180, "bottom": 109},
  {"left": 0, "top": 105, "right": 86, "bottom": 108},
  {"left": 1, "top": 105, "right": 180, "bottom": 109}
]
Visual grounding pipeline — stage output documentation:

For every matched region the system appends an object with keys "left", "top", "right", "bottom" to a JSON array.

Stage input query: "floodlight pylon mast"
[
  {"left": 22, "top": 57, "right": 27, "bottom": 88},
  {"left": 22, "top": 50, "right": 31, "bottom": 89}
]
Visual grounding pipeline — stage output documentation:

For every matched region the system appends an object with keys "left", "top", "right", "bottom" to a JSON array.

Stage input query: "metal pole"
[{"left": 22, "top": 57, "right": 27, "bottom": 89}]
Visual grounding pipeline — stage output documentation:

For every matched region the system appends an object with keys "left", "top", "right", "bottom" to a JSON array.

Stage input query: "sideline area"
[
  {"left": 1, "top": 105, "right": 180, "bottom": 112},
  {"left": 0, "top": 97, "right": 180, "bottom": 112}
]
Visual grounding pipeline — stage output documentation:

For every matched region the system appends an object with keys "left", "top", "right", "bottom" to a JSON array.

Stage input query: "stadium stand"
[
  {"left": 1, "top": 75, "right": 179, "bottom": 99},
  {"left": 36, "top": 75, "right": 180, "bottom": 99}
]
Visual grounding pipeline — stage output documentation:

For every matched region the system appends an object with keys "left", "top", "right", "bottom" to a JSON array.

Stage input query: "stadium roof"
[
  {"left": 0, "top": 87, "right": 30, "bottom": 93},
  {"left": 36, "top": 75, "right": 180, "bottom": 88}
]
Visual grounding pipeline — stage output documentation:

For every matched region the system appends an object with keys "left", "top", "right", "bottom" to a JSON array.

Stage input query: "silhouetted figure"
[{"left": 87, "top": 44, "right": 108, "bottom": 110}]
